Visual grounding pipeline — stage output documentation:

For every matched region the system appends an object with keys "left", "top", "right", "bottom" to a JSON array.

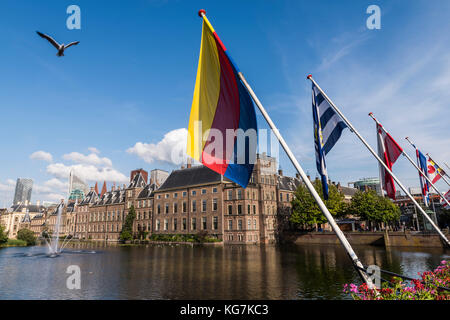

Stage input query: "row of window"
[
  {"left": 227, "top": 218, "right": 258, "bottom": 231},
  {"left": 156, "top": 187, "right": 219, "bottom": 200},
  {"left": 155, "top": 216, "right": 219, "bottom": 231}
]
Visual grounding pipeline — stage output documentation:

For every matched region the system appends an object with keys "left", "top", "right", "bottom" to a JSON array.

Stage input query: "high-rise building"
[
  {"left": 13, "top": 178, "right": 33, "bottom": 205},
  {"left": 68, "top": 170, "right": 89, "bottom": 201}
]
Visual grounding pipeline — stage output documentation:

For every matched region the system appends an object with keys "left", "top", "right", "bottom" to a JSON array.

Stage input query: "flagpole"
[
  {"left": 368, "top": 113, "right": 450, "bottom": 208},
  {"left": 425, "top": 153, "right": 450, "bottom": 187},
  {"left": 307, "top": 75, "right": 450, "bottom": 247},
  {"left": 197, "top": 10, "right": 377, "bottom": 288}
]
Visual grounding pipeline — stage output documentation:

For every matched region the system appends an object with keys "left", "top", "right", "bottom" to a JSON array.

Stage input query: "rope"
[{"left": 356, "top": 265, "right": 450, "bottom": 292}]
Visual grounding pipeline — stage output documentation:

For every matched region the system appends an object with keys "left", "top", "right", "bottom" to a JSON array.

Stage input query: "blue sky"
[{"left": 0, "top": 0, "right": 449, "bottom": 205}]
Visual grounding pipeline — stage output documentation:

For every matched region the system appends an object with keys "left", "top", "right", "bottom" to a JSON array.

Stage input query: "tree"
[
  {"left": 348, "top": 190, "right": 400, "bottom": 229},
  {"left": 0, "top": 225, "right": 8, "bottom": 245},
  {"left": 120, "top": 205, "right": 136, "bottom": 241},
  {"left": 289, "top": 179, "right": 347, "bottom": 230},
  {"left": 17, "top": 228, "right": 36, "bottom": 246}
]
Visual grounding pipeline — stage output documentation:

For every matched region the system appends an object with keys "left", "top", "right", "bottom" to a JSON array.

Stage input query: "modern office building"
[{"left": 13, "top": 178, "right": 33, "bottom": 205}]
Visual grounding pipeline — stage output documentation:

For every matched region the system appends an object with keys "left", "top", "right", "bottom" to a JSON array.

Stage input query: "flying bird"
[{"left": 36, "top": 31, "right": 79, "bottom": 57}]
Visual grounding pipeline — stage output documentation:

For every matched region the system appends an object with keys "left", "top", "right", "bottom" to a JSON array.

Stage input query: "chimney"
[
  {"left": 90, "top": 187, "right": 94, "bottom": 192},
  {"left": 296, "top": 173, "right": 300, "bottom": 180},
  {"left": 278, "top": 169, "right": 283, "bottom": 176},
  {"left": 187, "top": 157, "right": 192, "bottom": 169},
  {"left": 111, "top": 186, "right": 115, "bottom": 192}
]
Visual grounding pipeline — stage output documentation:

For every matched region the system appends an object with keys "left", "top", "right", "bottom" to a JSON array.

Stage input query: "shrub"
[
  {"left": 344, "top": 260, "right": 450, "bottom": 300},
  {"left": 17, "top": 229, "right": 36, "bottom": 246},
  {"left": 0, "top": 225, "right": 8, "bottom": 245}
]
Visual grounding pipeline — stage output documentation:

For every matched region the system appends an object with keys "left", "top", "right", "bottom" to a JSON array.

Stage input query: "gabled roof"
[
  {"left": 128, "top": 172, "right": 147, "bottom": 189},
  {"left": 277, "top": 175, "right": 301, "bottom": 192},
  {"left": 80, "top": 190, "right": 98, "bottom": 205},
  {"left": 10, "top": 204, "right": 45, "bottom": 213},
  {"left": 137, "top": 183, "right": 158, "bottom": 199},
  {"left": 157, "top": 166, "right": 222, "bottom": 191}
]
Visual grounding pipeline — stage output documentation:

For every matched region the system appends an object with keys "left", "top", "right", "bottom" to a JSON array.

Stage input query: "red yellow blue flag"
[{"left": 187, "top": 13, "right": 257, "bottom": 188}]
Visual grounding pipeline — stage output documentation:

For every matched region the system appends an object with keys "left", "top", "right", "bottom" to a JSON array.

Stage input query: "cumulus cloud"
[
  {"left": 127, "top": 128, "right": 188, "bottom": 165},
  {"left": 30, "top": 151, "right": 53, "bottom": 163},
  {"left": 46, "top": 163, "right": 128, "bottom": 183},
  {"left": 88, "top": 147, "right": 100, "bottom": 154},
  {"left": 62, "top": 152, "right": 113, "bottom": 167}
]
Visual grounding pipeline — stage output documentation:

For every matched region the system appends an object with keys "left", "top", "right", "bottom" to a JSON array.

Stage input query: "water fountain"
[{"left": 44, "top": 201, "right": 64, "bottom": 257}]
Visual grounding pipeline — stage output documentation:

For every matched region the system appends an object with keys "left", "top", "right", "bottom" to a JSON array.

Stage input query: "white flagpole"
[
  {"left": 198, "top": 10, "right": 375, "bottom": 289},
  {"left": 307, "top": 75, "right": 450, "bottom": 247},
  {"left": 369, "top": 113, "right": 450, "bottom": 208},
  {"left": 425, "top": 153, "right": 450, "bottom": 187}
]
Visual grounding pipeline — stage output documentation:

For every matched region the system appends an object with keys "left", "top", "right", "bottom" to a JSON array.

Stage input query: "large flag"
[
  {"left": 312, "top": 84, "right": 347, "bottom": 199},
  {"left": 187, "top": 15, "right": 257, "bottom": 188},
  {"left": 427, "top": 156, "right": 446, "bottom": 184},
  {"left": 376, "top": 123, "right": 403, "bottom": 199},
  {"left": 416, "top": 149, "right": 430, "bottom": 207}
]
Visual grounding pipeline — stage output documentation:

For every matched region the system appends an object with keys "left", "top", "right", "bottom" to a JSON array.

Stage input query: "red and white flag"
[
  {"left": 442, "top": 190, "right": 450, "bottom": 210},
  {"left": 376, "top": 123, "right": 403, "bottom": 199}
]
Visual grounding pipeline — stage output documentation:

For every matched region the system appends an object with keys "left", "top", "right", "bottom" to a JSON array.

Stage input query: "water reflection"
[{"left": 0, "top": 243, "right": 448, "bottom": 300}]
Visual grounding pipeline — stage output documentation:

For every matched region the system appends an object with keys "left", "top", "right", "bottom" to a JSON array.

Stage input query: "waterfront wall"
[{"left": 283, "top": 231, "right": 449, "bottom": 248}]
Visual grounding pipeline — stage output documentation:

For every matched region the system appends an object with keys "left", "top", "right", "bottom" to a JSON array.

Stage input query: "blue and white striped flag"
[{"left": 312, "top": 84, "right": 347, "bottom": 199}]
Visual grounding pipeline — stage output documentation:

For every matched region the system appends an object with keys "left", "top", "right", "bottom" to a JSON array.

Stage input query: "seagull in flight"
[{"left": 36, "top": 31, "right": 79, "bottom": 57}]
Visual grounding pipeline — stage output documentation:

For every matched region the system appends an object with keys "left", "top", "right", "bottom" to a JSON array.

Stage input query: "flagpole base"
[{"left": 198, "top": 9, "right": 206, "bottom": 17}]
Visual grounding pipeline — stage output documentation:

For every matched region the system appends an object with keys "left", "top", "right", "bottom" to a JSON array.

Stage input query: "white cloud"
[
  {"left": 30, "top": 150, "right": 53, "bottom": 163},
  {"left": 127, "top": 128, "right": 188, "bottom": 165},
  {"left": 46, "top": 163, "right": 128, "bottom": 183},
  {"left": 62, "top": 152, "right": 113, "bottom": 167},
  {"left": 88, "top": 147, "right": 100, "bottom": 154}
]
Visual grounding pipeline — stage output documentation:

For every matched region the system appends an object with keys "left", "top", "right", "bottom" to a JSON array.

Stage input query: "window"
[
  {"left": 192, "top": 218, "right": 197, "bottom": 230},
  {"left": 228, "top": 220, "right": 233, "bottom": 230},
  {"left": 248, "top": 219, "right": 251, "bottom": 230},
  {"left": 174, "top": 193, "right": 178, "bottom": 198},
  {"left": 254, "top": 219, "right": 257, "bottom": 230},
  {"left": 238, "top": 205, "right": 242, "bottom": 215},
  {"left": 237, "top": 189, "right": 242, "bottom": 199},
  {"left": 248, "top": 204, "right": 251, "bottom": 214},
  {"left": 165, "top": 203, "right": 169, "bottom": 214},
  {"left": 253, "top": 205, "right": 256, "bottom": 215},
  {"left": 192, "top": 200, "right": 197, "bottom": 212},
  {"left": 182, "top": 218, "right": 187, "bottom": 230},
  {"left": 157, "top": 195, "right": 161, "bottom": 199},
  {"left": 201, "top": 189, "right": 206, "bottom": 194},
  {"left": 228, "top": 205, "right": 233, "bottom": 215},
  {"left": 164, "top": 219, "right": 168, "bottom": 231},
  {"left": 173, "top": 218, "right": 177, "bottom": 231},
  {"left": 238, "top": 220, "right": 243, "bottom": 230},
  {"left": 228, "top": 190, "right": 233, "bottom": 200},
  {"left": 156, "top": 219, "right": 160, "bottom": 231},
  {"left": 173, "top": 203, "right": 178, "bottom": 214},
  {"left": 287, "top": 194, "right": 290, "bottom": 202},
  {"left": 182, "top": 191, "right": 187, "bottom": 197},
  {"left": 213, "top": 199, "right": 218, "bottom": 211},
  {"left": 202, "top": 200, "right": 207, "bottom": 212},
  {"left": 213, "top": 217, "right": 218, "bottom": 230},
  {"left": 157, "top": 204, "right": 161, "bottom": 214},
  {"left": 280, "top": 193, "right": 283, "bottom": 201},
  {"left": 183, "top": 201, "right": 187, "bottom": 213},
  {"left": 192, "top": 190, "right": 197, "bottom": 196},
  {"left": 202, "top": 217, "right": 207, "bottom": 230},
  {"left": 165, "top": 194, "right": 169, "bottom": 199},
  {"left": 213, "top": 187, "right": 218, "bottom": 193}
]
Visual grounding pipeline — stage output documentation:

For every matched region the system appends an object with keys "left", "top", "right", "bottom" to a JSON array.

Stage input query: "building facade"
[{"left": 13, "top": 178, "right": 33, "bottom": 206}]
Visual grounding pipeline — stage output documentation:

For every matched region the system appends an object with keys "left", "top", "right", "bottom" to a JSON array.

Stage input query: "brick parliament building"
[{"left": 70, "top": 153, "right": 300, "bottom": 244}]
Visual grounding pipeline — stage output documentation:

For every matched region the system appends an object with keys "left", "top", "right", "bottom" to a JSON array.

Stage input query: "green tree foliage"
[
  {"left": 16, "top": 228, "right": 36, "bottom": 246},
  {"left": 290, "top": 179, "right": 346, "bottom": 230},
  {"left": 348, "top": 190, "right": 400, "bottom": 225},
  {"left": 120, "top": 205, "right": 136, "bottom": 241},
  {"left": 0, "top": 225, "right": 8, "bottom": 245}
]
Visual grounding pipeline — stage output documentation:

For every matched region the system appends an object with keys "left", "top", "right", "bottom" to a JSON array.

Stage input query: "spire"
[
  {"left": 101, "top": 181, "right": 107, "bottom": 197},
  {"left": 94, "top": 182, "right": 99, "bottom": 195}
]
